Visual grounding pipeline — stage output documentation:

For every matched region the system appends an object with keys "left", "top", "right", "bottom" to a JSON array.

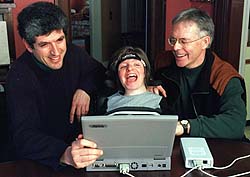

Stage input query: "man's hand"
[
  {"left": 60, "top": 134, "right": 103, "bottom": 169},
  {"left": 175, "top": 121, "right": 184, "bottom": 136},
  {"left": 175, "top": 121, "right": 190, "bottom": 136},
  {"left": 70, "top": 89, "right": 90, "bottom": 123},
  {"left": 147, "top": 85, "right": 167, "bottom": 97}
]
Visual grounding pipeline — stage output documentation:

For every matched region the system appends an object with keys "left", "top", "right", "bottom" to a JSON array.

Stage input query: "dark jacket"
[
  {"left": 155, "top": 49, "right": 246, "bottom": 139},
  {"left": 6, "top": 44, "right": 106, "bottom": 169}
]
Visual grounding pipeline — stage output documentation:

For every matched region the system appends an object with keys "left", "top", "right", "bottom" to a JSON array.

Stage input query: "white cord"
[
  {"left": 199, "top": 168, "right": 217, "bottom": 177},
  {"left": 212, "top": 154, "right": 250, "bottom": 170},
  {"left": 229, "top": 171, "right": 250, "bottom": 177},
  {"left": 119, "top": 163, "right": 135, "bottom": 177},
  {"left": 180, "top": 165, "right": 202, "bottom": 177},
  {"left": 123, "top": 172, "right": 135, "bottom": 177}
]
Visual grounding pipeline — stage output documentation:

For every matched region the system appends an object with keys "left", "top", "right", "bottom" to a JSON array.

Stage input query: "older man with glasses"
[{"left": 155, "top": 8, "right": 247, "bottom": 140}]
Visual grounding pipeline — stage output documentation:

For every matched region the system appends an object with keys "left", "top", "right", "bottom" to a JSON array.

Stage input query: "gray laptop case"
[{"left": 81, "top": 114, "right": 178, "bottom": 171}]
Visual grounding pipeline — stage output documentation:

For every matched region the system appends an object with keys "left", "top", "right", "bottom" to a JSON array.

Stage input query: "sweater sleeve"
[{"left": 189, "top": 78, "right": 246, "bottom": 139}]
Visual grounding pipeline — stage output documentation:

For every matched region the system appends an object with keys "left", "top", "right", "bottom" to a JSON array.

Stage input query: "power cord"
[
  {"left": 180, "top": 164, "right": 203, "bottom": 177},
  {"left": 119, "top": 163, "right": 135, "bottom": 177},
  {"left": 212, "top": 154, "right": 250, "bottom": 170},
  {"left": 180, "top": 154, "right": 250, "bottom": 177},
  {"left": 213, "top": 154, "right": 250, "bottom": 177}
]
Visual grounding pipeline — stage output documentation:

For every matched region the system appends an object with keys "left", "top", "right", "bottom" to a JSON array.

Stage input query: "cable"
[
  {"left": 123, "top": 172, "right": 135, "bottom": 177},
  {"left": 119, "top": 163, "right": 135, "bottom": 177},
  {"left": 212, "top": 154, "right": 250, "bottom": 170},
  {"left": 229, "top": 171, "right": 250, "bottom": 177},
  {"left": 193, "top": 160, "right": 218, "bottom": 177},
  {"left": 192, "top": 160, "right": 204, "bottom": 168},
  {"left": 119, "top": 163, "right": 130, "bottom": 174},
  {"left": 180, "top": 163, "right": 202, "bottom": 177},
  {"left": 211, "top": 154, "right": 250, "bottom": 177},
  {"left": 199, "top": 168, "right": 217, "bottom": 177}
]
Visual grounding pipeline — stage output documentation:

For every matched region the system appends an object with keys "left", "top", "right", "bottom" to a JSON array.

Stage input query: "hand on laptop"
[
  {"left": 60, "top": 134, "right": 103, "bottom": 169},
  {"left": 70, "top": 89, "right": 90, "bottom": 123}
]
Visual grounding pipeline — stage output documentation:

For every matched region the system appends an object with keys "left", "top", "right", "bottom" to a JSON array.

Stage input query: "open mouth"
[
  {"left": 174, "top": 53, "right": 187, "bottom": 59},
  {"left": 49, "top": 56, "right": 61, "bottom": 63},
  {"left": 126, "top": 73, "right": 138, "bottom": 81}
]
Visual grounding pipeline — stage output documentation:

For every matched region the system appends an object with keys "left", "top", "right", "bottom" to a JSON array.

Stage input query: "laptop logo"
[{"left": 89, "top": 124, "right": 108, "bottom": 128}]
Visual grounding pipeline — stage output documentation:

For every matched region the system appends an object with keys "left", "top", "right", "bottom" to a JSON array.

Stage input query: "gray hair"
[{"left": 172, "top": 8, "right": 214, "bottom": 47}]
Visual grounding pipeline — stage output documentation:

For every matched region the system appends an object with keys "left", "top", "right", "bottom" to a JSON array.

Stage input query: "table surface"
[{"left": 0, "top": 138, "right": 250, "bottom": 177}]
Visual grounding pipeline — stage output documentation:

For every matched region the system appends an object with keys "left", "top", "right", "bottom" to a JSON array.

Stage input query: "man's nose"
[
  {"left": 173, "top": 40, "right": 183, "bottom": 51},
  {"left": 50, "top": 43, "right": 60, "bottom": 55}
]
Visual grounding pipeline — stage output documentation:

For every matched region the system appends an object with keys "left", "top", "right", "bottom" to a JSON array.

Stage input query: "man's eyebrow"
[
  {"left": 37, "top": 35, "right": 65, "bottom": 45},
  {"left": 58, "top": 35, "right": 65, "bottom": 40},
  {"left": 37, "top": 41, "right": 48, "bottom": 46}
]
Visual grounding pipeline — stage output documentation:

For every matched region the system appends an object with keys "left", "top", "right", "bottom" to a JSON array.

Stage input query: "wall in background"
[{"left": 13, "top": 0, "right": 212, "bottom": 60}]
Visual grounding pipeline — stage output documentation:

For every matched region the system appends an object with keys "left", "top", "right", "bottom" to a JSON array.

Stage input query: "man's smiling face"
[
  {"left": 24, "top": 29, "right": 67, "bottom": 70},
  {"left": 170, "top": 21, "right": 210, "bottom": 69}
]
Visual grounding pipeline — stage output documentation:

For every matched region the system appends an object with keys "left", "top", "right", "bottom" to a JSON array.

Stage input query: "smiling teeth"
[
  {"left": 50, "top": 56, "right": 60, "bottom": 60},
  {"left": 176, "top": 54, "right": 186, "bottom": 57},
  {"left": 127, "top": 73, "right": 136, "bottom": 78}
]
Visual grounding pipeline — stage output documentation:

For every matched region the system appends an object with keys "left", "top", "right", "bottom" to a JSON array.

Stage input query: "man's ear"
[
  {"left": 202, "top": 36, "right": 211, "bottom": 49},
  {"left": 22, "top": 39, "right": 33, "bottom": 53}
]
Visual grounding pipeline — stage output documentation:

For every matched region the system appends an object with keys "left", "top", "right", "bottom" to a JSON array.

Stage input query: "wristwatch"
[{"left": 180, "top": 120, "right": 189, "bottom": 135}]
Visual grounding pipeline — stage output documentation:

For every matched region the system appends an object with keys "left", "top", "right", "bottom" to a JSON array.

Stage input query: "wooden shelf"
[
  {"left": 0, "top": 3, "right": 15, "bottom": 13},
  {"left": 0, "top": 3, "right": 16, "bottom": 8}
]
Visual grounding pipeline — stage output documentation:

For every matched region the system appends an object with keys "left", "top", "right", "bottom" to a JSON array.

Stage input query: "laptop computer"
[{"left": 81, "top": 114, "right": 178, "bottom": 171}]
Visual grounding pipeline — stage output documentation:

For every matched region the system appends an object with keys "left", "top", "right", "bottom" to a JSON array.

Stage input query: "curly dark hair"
[{"left": 17, "top": 1, "right": 68, "bottom": 48}]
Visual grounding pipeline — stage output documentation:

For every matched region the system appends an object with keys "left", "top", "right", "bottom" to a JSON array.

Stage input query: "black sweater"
[{"left": 6, "top": 44, "right": 106, "bottom": 169}]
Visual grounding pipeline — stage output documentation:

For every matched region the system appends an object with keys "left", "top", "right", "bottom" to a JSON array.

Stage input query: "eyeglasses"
[{"left": 168, "top": 36, "right": 207, "bottom": 47}]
